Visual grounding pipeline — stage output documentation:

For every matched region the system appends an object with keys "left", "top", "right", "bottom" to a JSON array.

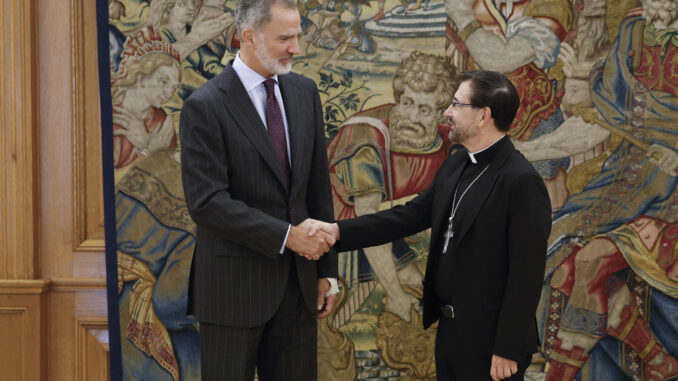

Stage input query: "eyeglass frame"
[{"left": 451, "top": 101, "right": 475, "bottom": 109}]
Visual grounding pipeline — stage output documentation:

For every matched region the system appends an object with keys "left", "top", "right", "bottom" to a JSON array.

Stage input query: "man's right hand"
[
  {"left": 286, "top": 219, "right": 336, "bottom": 260},
  {"left": 307, "top": 219, "right": 340, "bottom": 241}
]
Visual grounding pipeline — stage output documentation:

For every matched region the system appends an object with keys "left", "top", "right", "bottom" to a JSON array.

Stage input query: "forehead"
[
  {"left": 259, "top": 4, "right": 301, "bottom": 34},
  {"left": 454, "top": 80, "right": 473, "bottom": 101},
  {"left": 401, "top": 85, "right": 437, "bottom": 105},
  {"left": 152, "top": 64, "right": 180, "bottom": 78}
]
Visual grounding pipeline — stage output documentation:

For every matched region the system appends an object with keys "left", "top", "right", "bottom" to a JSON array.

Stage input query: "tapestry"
[
  {"left": 445, "top": 0, "right": 678, "bottom": 379},
  {"left": 97, "top": 0, "right": 678, "bottom": 380}
]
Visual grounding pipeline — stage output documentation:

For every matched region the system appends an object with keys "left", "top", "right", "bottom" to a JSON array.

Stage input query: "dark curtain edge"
[{"left": 94, "top": 0, "right": 123, "bottom": 379}]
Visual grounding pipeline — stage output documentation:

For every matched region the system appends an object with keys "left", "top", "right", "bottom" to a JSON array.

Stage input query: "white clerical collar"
[
  {"left": 232, "top": 53, "right": 279, "bottom": 93},
  {"left": 467, "top": 135, "right": 506, "bottom": 164}
]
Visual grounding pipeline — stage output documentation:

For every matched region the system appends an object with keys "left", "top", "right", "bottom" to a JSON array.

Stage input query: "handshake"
[{"left": 285, "top": 219, "right": 340, "bottom": 260}]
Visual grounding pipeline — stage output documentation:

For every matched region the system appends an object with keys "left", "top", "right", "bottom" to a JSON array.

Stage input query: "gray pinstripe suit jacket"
[{"left": 180, "top": 64, "right": 338, "bottom": 328}]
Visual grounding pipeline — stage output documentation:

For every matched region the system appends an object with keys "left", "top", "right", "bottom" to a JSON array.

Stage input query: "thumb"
[
  {"left": 317, "top": 292, "right": 325, "bottom": 311},
  {"left": 308, "top": 224, "right": 318, "bottom": 237}
]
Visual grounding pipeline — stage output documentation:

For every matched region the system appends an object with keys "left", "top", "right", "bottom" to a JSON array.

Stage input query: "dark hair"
[
  {"left": 458, "top": 71, "right": 519, "bottom": 132},
  {"left": 235, "top": 0, "right": 297, "bottom": 37}
]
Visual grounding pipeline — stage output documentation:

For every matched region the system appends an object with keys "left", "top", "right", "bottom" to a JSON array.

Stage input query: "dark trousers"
[
  {"left": 434, "top": 315, "right": 532, "bottom": 380},
  {"left": 199, "top": 265, "right": 317, "bottom": 381}
]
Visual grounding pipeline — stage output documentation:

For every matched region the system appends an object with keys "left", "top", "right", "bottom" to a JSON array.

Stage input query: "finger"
[
  {"left": 511, "top": 362, "right": 518, "bottom": 375},
  {"left": 318, "top": 239, "right": 330, "bottom": 253},
  {"left": 112, "top": 114, "right": 129, "bottom": 125},
  {"left": 318, "top": 294, "right": 337, "bottom": 319},
  {"left": 112, "top": 105, "right": 127, "bottom": 114},
  {"left": 490, "top": 365, "right": 499, "bottom": 381},
  {"left": 317, "top": 290, "right": 325, "bottom": 312},
  {"left": 317, "top": 230, "right": 336, "bottom": 246},
  {"left": 504, "top": 366, "right": 511, "bottom": 378},
  {"left": 114, "top": 106, "right": 136, "bottom": 119},
  {"left": 560, "top": 42, "right": 574, "bottom": 55}
]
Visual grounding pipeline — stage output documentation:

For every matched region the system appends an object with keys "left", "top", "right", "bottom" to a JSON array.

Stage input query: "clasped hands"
[{"left": 285, "top": 219, "right": 339, "bottom": 260}]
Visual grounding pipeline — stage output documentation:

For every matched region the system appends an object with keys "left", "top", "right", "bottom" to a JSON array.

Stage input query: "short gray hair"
[{"left": 235, "top": 0, "right": 297, "bottom": 37}]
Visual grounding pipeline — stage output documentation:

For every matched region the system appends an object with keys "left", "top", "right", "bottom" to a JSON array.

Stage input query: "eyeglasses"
[{"left": 451, "top": 101, "right": 474, "bottom": 110}]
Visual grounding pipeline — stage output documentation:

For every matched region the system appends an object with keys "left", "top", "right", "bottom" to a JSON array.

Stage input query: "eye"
[
  {"left": 420, "top": 106, "right": 432, "bottom": 116},
  {"left": 401, "top": 98, "right": 413, "bottom": 107}
]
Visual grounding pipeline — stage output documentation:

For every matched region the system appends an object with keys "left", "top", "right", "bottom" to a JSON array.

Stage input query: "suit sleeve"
[
  {"left": 180, "top": 95, "right": 289, "bottom": 259},
  {"left": 492, "top": 172, "right": 552, "bottom": 361},
  {"left": 306, "top": 82, "right": 338, "bottom": 279},
  {"left": 336, "top": 180, "right": 435, "bottom": 252}
]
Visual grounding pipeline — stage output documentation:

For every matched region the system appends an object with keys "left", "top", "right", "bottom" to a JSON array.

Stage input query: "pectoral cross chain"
[{"left": 441, "top": 164, "right": 490, "bottom": 255}]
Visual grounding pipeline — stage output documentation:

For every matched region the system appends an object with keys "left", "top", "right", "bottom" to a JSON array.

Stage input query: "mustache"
[{"left": 392, "top": 118, "right": 426, "bottom": 136}]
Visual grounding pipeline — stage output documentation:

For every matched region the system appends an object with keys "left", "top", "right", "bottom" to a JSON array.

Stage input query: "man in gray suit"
[{"left": 179, "top": 1, "right": 338, "bottom": 380}]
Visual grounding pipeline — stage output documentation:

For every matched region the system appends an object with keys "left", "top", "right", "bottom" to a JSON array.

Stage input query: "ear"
[
  {"left": 241, "top": 28, "right": 256, "bottom": 45},
  {"left": 479, "top": 106, "right": 492, "bottom": 124}
]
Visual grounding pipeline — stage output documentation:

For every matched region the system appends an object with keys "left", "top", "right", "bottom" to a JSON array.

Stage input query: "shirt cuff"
[
  {"left": 325, "top": 278, "right": 339, "bottom": 296},
  {"left": 280, "top": 224, "right": 291, "bottom": 254}
]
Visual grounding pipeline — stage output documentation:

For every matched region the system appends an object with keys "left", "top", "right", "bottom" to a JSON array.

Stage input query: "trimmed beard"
[
  {"left": 254, "top": 33, "right": 293, "bottom": 75},
  {"left": 448, "top": 122, "right": 477, "bottom": 144}
]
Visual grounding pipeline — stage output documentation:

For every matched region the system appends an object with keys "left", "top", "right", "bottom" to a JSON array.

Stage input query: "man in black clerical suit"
[
  {"left": 180, "top": 1, "right": 338, "bottom": 380},
  {"left": 310, "top": 71, "right": 552, "bottom": 380}
]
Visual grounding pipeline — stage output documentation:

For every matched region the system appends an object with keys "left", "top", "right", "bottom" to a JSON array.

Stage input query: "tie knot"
[{"left": 263, "top": 79, "right": 277, "bottom": 97}]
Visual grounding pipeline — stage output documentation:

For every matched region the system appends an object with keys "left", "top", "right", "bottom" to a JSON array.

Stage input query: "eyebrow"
[{"left": 280, "top": 32, "right": 302, "bottom": 39}]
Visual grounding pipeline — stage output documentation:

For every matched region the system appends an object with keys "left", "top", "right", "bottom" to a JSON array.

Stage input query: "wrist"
[{"left": 285, "top": 225, "right": 300, "bottom": 250}]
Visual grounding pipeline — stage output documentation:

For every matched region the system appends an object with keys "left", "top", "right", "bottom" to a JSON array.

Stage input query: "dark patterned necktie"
[{"left": 263, "top": 79, "right": 290, "bottom": 185}]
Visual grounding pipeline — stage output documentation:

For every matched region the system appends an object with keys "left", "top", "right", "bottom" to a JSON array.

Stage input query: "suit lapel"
[
  {"left": 278, "top": 75, "right": 306, "bottom": 191},
  {"left": 218, "top": 66, "right": 289, "bottom": 192},
  {"left": 451, "top": 139, "right": 514, "bottom": 250}
]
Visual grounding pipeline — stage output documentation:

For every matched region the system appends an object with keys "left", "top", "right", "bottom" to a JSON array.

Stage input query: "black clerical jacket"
[{"left": 336, "top": 136, "right": 551, "bottom": 362}]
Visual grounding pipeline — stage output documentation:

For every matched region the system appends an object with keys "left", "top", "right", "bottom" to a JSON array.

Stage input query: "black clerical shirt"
[{"left": 434, "top": 135, "right": 508, "bottom": 304}]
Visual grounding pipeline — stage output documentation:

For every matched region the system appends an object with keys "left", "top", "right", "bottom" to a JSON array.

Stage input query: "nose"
[
  {"left": 288, "top": 36, "right": 301, "bottom": 55},
  {"left": 409, "top": 109, "right": 422, "bottom": 123},
  {"left": 444, "top": 104, "right": 454, "bottom": 118}
]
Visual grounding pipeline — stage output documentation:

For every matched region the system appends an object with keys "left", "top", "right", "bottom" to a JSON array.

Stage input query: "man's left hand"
[
  {"left": 317, "top": 278, "right": 338, "bottom": 319},
  {"left": 490, "top": 354, "right": 517, "bottom": 381}
]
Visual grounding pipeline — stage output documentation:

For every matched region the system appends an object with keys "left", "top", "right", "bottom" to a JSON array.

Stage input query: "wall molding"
[
  {"left": 51, "top": 278, "right": 106, "bottom": 292},
  {"left": 0, "top": 280, "right": 51, "bottom": 294},
  {"left": 75, "top": 317, "right": 109, "bottom": 381},
  {"left": 0, "top": 308, "right": 27, "bottom": 381},
  {"left": 0, "top": 0, "right": 41, "bottom": 279},
  {"left": 71, "top": 0, "right": 105, "bottom": 252}
]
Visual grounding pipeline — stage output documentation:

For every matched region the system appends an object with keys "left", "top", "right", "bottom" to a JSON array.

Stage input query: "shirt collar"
[
  {"left": 467, "top": 135, "right": 507, "bottom": 165},
  {"left": 232, "top": 53, "right": 279, "bottom": 92}
]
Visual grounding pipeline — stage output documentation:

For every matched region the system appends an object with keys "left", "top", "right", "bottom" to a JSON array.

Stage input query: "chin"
[{"left": 276, "top": 63, "right": 293, "bottom": 75}]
